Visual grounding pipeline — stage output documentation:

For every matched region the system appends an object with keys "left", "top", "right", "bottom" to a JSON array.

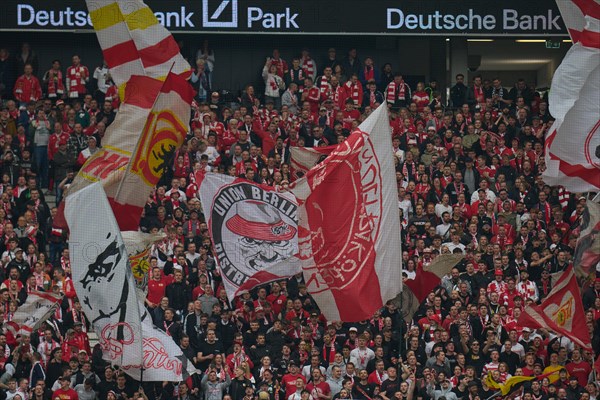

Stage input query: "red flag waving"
[
  {"left": 290, "top": 104, "right": 402, "bottom": 322},
  {"left": 517, "top": 266, "right": 591, "bottom": 350}
]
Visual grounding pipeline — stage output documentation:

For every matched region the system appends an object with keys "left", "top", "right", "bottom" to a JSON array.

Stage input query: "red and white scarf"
[
  {"left": 344, "top": 81, "right": 361, "bottom": 106},
  {"left": 46, "top": 70, "right": 65, "bottom": 98},
  {"left": 386, "top": 81, "right": 406, "bottom": 103},
  {"left": 318, "top": 76, "right": 330, "bottom": 94}
]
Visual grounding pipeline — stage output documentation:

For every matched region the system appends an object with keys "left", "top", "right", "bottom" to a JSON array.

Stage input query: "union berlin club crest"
[{"left": 199, "top": 175, "right": 301, "bottom": 300}]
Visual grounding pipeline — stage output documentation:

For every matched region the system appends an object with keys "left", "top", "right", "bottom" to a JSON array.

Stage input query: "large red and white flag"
[
  {"left": 198, "top": 173, "right": 301, "bottom": 301},
  {"left": 55, "top": 0, "right": 194, "bottom": 231},
  {"left": 543, "top": 0, "right": 600, "bottom": 192},
  {"left": 289, "top": 146, "right": 335, "bottom": 181},
  {"left": 6, "top": 292, "right": 62, "bottom": 337},
  {"left": 290, "top": 104, "right": 402, "bottom": 322},
  {"left": 67, "top": 72, "right": 194, "bottom": 230},
  {"left": 86, "top": 0, "right": 191, "bottom": 88},
  {"left": 517, "top": 266, "right": 592, "bottom": 350}
]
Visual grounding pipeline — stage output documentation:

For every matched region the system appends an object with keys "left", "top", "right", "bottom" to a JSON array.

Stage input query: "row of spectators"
[{"left": 0, "top": 41, "right": 598, "bottom": 400}]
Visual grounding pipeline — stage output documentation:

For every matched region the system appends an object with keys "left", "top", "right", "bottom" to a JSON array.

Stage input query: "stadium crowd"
[{"left": 0, "top": 42, "right": 598, "bottom": 400}]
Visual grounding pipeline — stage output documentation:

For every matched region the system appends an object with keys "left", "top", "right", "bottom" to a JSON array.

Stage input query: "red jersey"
[
  {"left": 147, "top": 275, "right": 174, "bottom": 305},
  {"left": 342, "top": 109, "right": 360, "bottom": 131},
  {"left": 266, "top": 293, "right": 287, "bottom": 315},
  {"left": 52, "top": 388, "right": 79, "bottom": 400},
  {"left": 282, "top": 373, "right": 306, "bottom": 399}
]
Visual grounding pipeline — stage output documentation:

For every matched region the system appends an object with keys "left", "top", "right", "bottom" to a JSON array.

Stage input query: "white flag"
[
  {"left": 544, "top": 0, "right": 600, "bottom": 192},
  {"left": 198, "top": 173, "right": 301, "bottom": 301},
  {"left": 6, "top": 292, "right": 62, "bottom": 336},
  {"left": 65, "top": 183, "right": 143, "bottom": 371},
  {"left": 66, "top": 183, "right": 197, "bottom": 381}
]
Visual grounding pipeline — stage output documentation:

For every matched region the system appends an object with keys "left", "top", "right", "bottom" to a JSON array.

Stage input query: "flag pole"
[{"left": 398, "top": 290, "right": 404, "bottom": 361}]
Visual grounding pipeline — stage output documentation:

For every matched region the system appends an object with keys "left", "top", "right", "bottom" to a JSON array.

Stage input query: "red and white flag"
[
  {"left": 86, "top": 0, "right": 191, "bottom": 88},
  {"left": 289, "top": 146, "right": 335, "bottom": 181},
  {"left": 543, "top": 0, "right": 600, "bottom": 192},
  {"left": 290, "top": 104, "right": 402, "bottom": 322},
  {"left": 55, "top": 0, "right": 194, "bottom": 231},
  {"left": 67, "top": 72, "right": 194, "bottom": 231},
  {"left": 517, "top": 266, "right": 592, "bottom": 350},
  {"left": 6, "top": 292, "right": 62, "bottom": 337},
  {"left": 198, "top": 173, "right": 301, "bottom": 301}
]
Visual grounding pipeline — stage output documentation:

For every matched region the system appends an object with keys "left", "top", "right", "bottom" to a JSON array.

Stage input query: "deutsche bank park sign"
[{"left": 2, "top": 0, "right": 566, "bottom": 36}]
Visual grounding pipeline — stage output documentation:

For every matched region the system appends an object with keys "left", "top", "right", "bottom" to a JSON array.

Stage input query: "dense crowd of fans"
[{"left": 0, "top": 41, "right": 598, "bottom": 400}]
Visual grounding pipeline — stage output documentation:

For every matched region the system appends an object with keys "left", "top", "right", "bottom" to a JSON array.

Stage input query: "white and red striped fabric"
[
  {"left": 290, "top": 104, "right": 402, "bottom": 322},
  {"left": 86, "top": 0, "right": 191, "bottom": 87},
  {"left": 5, "top": 292, "right": 62, "bottom": 337},
  {"left": 543, "top": 0, "right": 600, "bottom": 192}
]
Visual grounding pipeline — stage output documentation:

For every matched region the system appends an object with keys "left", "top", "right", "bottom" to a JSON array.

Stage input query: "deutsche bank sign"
[{"left": 2, "top": 0, "right": 566, "bottom": 36}]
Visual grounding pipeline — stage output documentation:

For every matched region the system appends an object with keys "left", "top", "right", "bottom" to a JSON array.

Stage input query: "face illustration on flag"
[
  {"left": 199, "top": 174, "right": 301, "bottom": 300},
  {"left": 65, "top": 182, "right": 143, "bottom": 368}
]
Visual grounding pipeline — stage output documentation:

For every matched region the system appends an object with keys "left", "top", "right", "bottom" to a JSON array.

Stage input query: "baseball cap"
[
  {"left": 494, "top": 269, "right": 504, "bottom": 276},
  {"left": 349, "top": 327, "right": 358, "bottom": 332}
]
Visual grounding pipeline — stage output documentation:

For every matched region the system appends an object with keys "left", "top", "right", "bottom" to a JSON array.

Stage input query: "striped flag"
[
  {"left": 543, "top": 0, "right": 600, "bottom": 192},
  {"left": 6, "top": 292, "right": 62, "bottom": 337},
  {"left": 289, "top": 104, "right": 402, "bottom": 322},
  {"left": 67, "top": 71, "right": 194, "bottom": 230},
  {"left": 86, "top": 0, "right": 191, "bottom": 88}
]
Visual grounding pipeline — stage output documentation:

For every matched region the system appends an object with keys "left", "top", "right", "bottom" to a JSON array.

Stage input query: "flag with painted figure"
[
  {"left": 86, "top": 0, "right": 191, "bottom": 88},
  {"left": 66, "top": 71, "right": 194, "bottom": 231},
  {"left": 66, "top": 182, "right": 143, "bottom": 371},
  {"left": 198, "top": 173, "right": 301, "bottom": 301},
  {"left": 517, "top": 265, "right": 591, "bottom": 350},
  {"left": 5, "top": 291, "right": 63, "bottom": 337},
  {"left": 66, "top": 182, "right": 196, "bottom": 381},
  {"left": 289, "top": 104, "right": 402, "bottom": 322},
  {"left": 543, "top": 0, "right": 600, "bottom": 192}
]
